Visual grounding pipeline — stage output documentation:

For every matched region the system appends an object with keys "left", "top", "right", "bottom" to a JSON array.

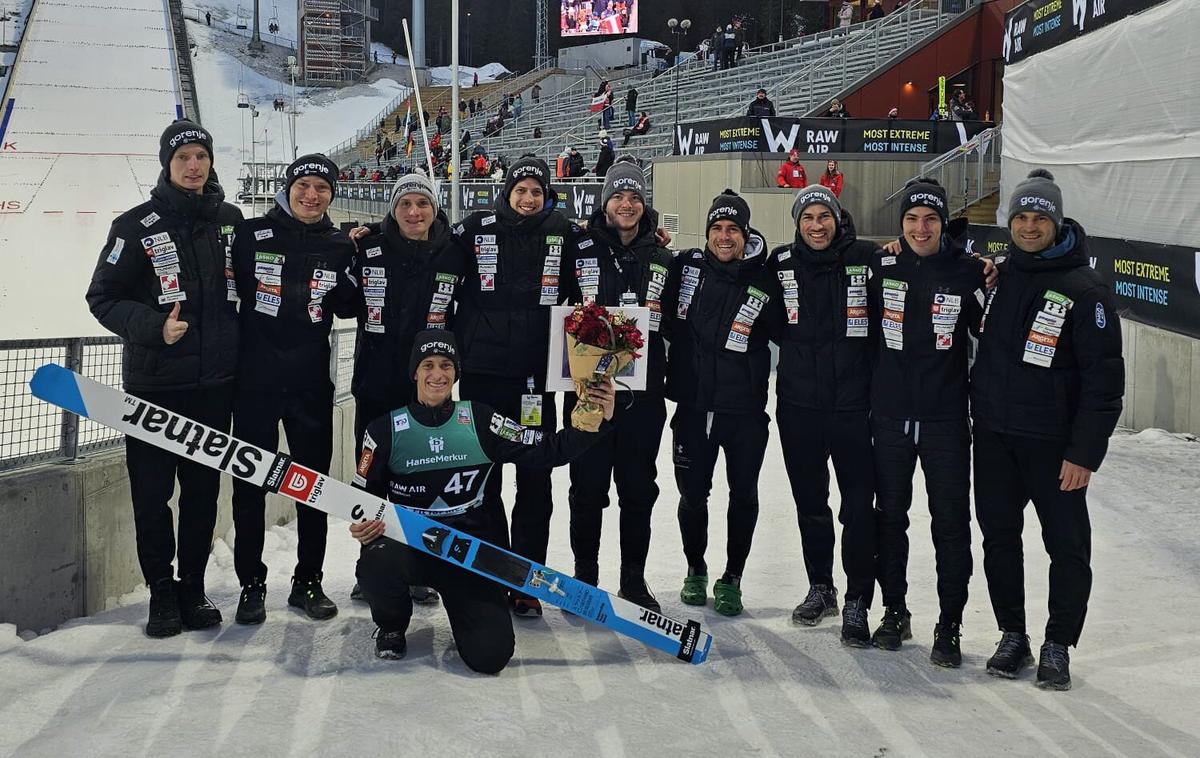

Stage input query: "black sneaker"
[
  {"left": 374, "top": 628, "right": 407, "bottom": 660},
  {"left": 792, "top": 584, "right": 839, "bottom": 626},
  {"left": 409, "top": 585, "right": 440, "bottom": 605},
  {"left": 871, "top": 606, "right": 912, "bottom": 651},
  {"left": 1036, "top": 641, "right": 1072, "bottom": 691},
  {"left": 145, "top": 577, "right": 182, "bottom": 638},
  {"left": 288, "top": 575, "right": 338, "bottom": 621},
  {"left": 840, "top": 598, "right": 871, "bottom": 648},
  {"left": 617, "top": 565, "right": 661, "bottom": 613},
  {"left": 930, "top": 622, "right": 963, "bottom": 668},
  {"left": 178, "top": 574, "right": 222, "bottom": 630},
  {"left": 236, "top": 578, "right": 267, "bottom": 625},
  {"left": 987, "top": 631, "right": 1034, "bottom": 679}
]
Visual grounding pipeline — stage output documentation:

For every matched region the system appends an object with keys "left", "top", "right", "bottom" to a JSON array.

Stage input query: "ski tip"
[{"left": 30, "top": 363, "right": 89, "bottom": 418}]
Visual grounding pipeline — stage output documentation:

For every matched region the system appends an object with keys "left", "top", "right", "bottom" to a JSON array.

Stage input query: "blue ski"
[{"left": 29, "top": 363, "right": 712, "bottom": 665}]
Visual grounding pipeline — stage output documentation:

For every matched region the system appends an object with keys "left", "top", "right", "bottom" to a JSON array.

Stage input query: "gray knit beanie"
[{"left": 1008, "top": 168, "right": 1064, "bottom": 234}]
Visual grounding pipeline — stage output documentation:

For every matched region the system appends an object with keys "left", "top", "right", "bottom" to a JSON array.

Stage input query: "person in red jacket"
[
  {"left": 777, "top": 149, "right": 807, "bottom": 188},
  {"left": 820, "top": 160, "right": 845, "bottom": 198}
]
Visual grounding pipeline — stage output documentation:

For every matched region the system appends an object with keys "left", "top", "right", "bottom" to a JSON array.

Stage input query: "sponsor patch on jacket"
[
  {"left": 394, "top": 413, "right": 410, "bottom": 431},
  {"left": 141, "top": 232, "right": 170, "bottom": 249},
  {"left": 255, "top": 251, "right": 284, "bottom": 264},
  {"left": 157, "top": 291, "right": 187, "bottom": 305},
  {"left": 140, "top": 212, "right": 161, "bottom": 228},
  {"left": 1095, "top": 303, "right": 1107, "bottom": 328},
  {"left": 106, "top": 238, "right": 125, "bottom": 264},
  {"left": 254, "top": 228, "right": 274, "bottom": 241},
  {"left": 365, "top": 246, "right": 382, "bottom": 258}
]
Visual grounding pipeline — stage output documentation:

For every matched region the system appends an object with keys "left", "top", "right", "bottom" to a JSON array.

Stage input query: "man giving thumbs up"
[{"left": 86, "top": 119, "right": 244, "bottom": 639}]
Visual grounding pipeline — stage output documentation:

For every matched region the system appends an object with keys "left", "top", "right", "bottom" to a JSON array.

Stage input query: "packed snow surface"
[{"left": 1, "top": 423, "right": 1197, "bottom": 756}]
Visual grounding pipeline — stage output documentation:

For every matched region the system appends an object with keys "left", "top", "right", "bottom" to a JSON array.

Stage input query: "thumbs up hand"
[{"left": 163, "top": 302, "right": 189, "bottom": 345}]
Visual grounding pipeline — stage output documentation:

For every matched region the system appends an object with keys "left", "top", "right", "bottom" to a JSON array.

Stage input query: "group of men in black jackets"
[{"left": 89, "top": 119, "right": 1122, "bottom": 688}]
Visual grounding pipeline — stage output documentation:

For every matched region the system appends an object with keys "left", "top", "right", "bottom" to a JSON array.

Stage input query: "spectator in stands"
[
  {"left": 534, "top": 126, "right": 544, "bottom": 139},
  {"left": 625, "top": 86, "right": 639, "bottom": 126},
  {"left": 392, "top": 52, "right": 397, "bottom": 64},
  {"left": 837, "top": 1, "right": 855, "bottom": 33},
  {"left": 359, "top": 166, "right": 368, "bottom": 179},
  {"left": 820, "top": 160, "right": 845, "bottom": 198},
  {"left": 622, "top": 112, "right": 651, "bottom": 146},
  {"left": 595, "top": 132, "right": 615, "bottom": 177},
  {"left": 888, "top": 107, "right": 899, "bottom": 120},
  {"left": 733, "top": 18, "right": 746, "bottom": 64},
  {"left": 394, "top": 114, "right": 402, "bottom": 133},
  {"left": 824, "top": 98, "right": 851, "bottom": 118},
  {"left": 491, "top": 157, "right": 507, "bottom": 180},
  {"left": 747, "top": 89, "right": 777, "bottom": 118},
  {"left": 601, "top": 84, "right": 615, "bottom": 129},
  {"left": 950, "top": 90, "right": 978, "bottom": 121},
  {"left": 473, "top": 71, "right": 479, "bottom": 86},
  {"left": 870, "top": 1, "right": 885, "bottom": 20},
  {"left": 375, "top": 145, "right": 383, "bottom": 167},
  {"left": 711, "top": 26, "right": 723, "bottom": 71},
  {"left": 206, "top": 11, "right": 211, "bottom": 24},
  {"left": 567, "top": 146, "right": 586, "bottom": 177},
  {"left": 514, "top": 94, "right": 524, "bottom": 121},
  {"left": 469, "top": 99, "right": 477, "bottom": 117},
  {"left": 721, "top": 24, "right": 738, "bottom": 70},
  {"left": 777, "top": 148, "right": 807, "bottom": 188},
  {"left": 532, "top": 84, "right": 542, "bottom": 103},
  {"left": 472, "top": 152, "right": 489, "bottom": 178},
  {"left": 460, "top": 99, "right": 468, "bottom": 119},
  {"left": 376, "top": 129, "right": 383, "bottom": 147}
]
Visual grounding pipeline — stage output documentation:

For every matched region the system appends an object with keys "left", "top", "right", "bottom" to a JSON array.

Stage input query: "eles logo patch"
[{"left": 279, "top": 464, "right": 317, "bottom": 501}]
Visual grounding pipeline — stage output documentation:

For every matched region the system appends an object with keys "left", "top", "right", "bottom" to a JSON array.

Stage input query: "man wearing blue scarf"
[{"left": 970, "top": 169, "right": 1124, "bottom": 691}]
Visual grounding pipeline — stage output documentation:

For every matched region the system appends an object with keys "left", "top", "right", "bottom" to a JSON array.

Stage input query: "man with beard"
[
  {"left": 561, "top": 158, "right": 673, "bottom": 610},
  {"left": 86, "top": 120, "right": 242, "bottom": 637},
  {"left": 229, "top": 154, "right": 357, "bottom": 625},
  {"left": 663, "top": 190, "right": 781, "bottom": 616},
  {"left": 770, "top": 185, "right": 878, "bottom": 646},
  {"left": 971, "top": 170, "right": 1123, "bottom": 690},
  {"left": 443, "top": 156, "right": 581, "bottom": 618}
]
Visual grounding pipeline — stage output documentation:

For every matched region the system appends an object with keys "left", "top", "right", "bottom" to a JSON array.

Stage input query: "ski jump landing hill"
[{"left": 0, "top": 0, "right": 184, "bottom": 340}]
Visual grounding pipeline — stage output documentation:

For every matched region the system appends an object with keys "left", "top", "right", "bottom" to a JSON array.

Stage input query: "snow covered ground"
[{"left": 1, "top": 422, "right": 1198, "bottom": 756}]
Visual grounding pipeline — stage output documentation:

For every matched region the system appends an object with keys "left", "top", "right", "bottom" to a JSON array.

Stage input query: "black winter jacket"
[
  {"left": 868, "top": 228, "right": 987, "bottom": 421},
  {"left": 771, "top": 227, "right": 879, "bottom": 410},
  {"left": 746, "top": 98, "right": 777, "bottom": 118},
  {"left": 663, "top": 230, "right": 781, "bottom": 414},
  {"left": 231, "top": 196, "right": 357, "bottom": 391},
  {"left": 563, "top": 208, "right": 673, "bottom": 394},
  {"left": 971, "top": 220, "right": 1124, "bottom": 471},
  {"left": 350, "top": 212, "right": 457, "bottom": 406},
  {"left": 86, "top": 172, "right": 242, "bottom": 393},
  {"left": 445, "top": 197, "right": 580, "bottom": 384}
]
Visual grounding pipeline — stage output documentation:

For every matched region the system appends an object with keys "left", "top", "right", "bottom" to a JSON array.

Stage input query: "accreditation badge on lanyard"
[{"left": 520, "top": 376, "right": 543, "bottom": 427}]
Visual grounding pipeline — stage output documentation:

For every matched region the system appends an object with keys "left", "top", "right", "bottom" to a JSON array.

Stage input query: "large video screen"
[{"left": 560, "top": 0, "right": 638, "bottom": 37}]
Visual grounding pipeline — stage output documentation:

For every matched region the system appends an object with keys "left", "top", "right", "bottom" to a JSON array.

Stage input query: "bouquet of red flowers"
[{"left": 563, "top": 303, "right": 643, "bottom": 431}]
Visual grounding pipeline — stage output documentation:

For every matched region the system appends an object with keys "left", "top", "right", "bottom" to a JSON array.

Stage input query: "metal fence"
[
  {"left": 1, "top": 327, "right": 358, "bottom": 474},
  {"left": 0, "top": 337, "right": 125, "bottom": 472}
]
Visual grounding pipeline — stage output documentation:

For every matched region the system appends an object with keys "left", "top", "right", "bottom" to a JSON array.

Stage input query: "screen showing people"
[{"left": 560, "top": 0, "right": 638, "bottom": 36}]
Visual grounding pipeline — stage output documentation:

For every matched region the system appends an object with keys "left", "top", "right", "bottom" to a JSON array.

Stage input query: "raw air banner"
[
  {"left": 673, "top": 118, "right": 994, "bottom": 156},
  {"left": 1002, "top": 0, "right": 1170, "bottom": 64},
  {"left": 28, "top": 364, "right": 713, "bottom": 665},
  {"left": 966, "top": 225, "right": 1200, "bottom": 339}
]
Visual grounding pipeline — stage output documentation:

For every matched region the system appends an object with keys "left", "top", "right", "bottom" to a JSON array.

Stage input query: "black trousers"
[
  {"left": 231, "top": 385, "right": 334, "bottom": 585},
  {"left": 356, "top": 532, "right": 514, "bottom": 674},
  {"left": 459, "top": 373, "right": 557, "bottom": 564},
  {"left": 974, "top": 424, "right": 1092, "bottom": 646},
  {"left": 673, "top": 405, "right": 770, "bottom": 578},
  {"left": 564, "top": 392, "right": 667, "bottom": 571},
  {"left": 777, "top": 404, "right": 877, "bottom": 605},
  {"left": 873, "top": 415, "right": 972, "bottom": 624},
  {"left": 124, "top": 385, "right": 234, "bottom": 584}
]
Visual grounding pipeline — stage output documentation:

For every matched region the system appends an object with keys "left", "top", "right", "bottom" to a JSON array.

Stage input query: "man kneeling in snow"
[{"left": 348, "top": 332, "right": 615, "bottom": 672}]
